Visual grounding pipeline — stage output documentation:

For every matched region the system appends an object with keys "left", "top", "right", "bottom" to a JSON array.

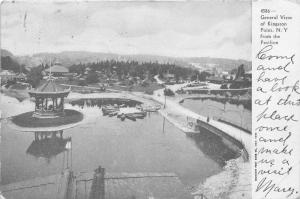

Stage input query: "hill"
[
  {"left": 3, "top": 49, "right": 251, "bottom": 72},
  {"left": 1, "top": 49, "right": 14, "bottom": 57},
  {"left": 1, "top": 49, "right": 27, "bottom": 73}
]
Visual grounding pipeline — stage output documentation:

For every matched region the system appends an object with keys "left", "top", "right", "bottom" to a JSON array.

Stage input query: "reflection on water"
[
  {"left": 182, "top": 98, "right": 252, "bottom": 131},
  {"left": 69, "top": 98, "right": 142, "bottom": 109},
  {"left": 186, "top": 130, "right": 239, "bottom": 167},
  {"left": 1, "top": 96, "right": 240, "bottom": 187},
  {"left": 26, "top": 131, "right": 71, "bottom": 164}
]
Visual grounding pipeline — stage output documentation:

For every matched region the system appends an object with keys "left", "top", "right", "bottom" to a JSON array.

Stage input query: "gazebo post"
[
  {"left": 55, "top": 97, "right": 57, "bottom": 110},
  {"left": 61, "top": 97, "right": 64, "bottom": 110}
]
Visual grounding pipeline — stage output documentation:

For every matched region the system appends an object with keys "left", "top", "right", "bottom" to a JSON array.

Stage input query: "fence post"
[{"left": 89, "top": 166, "right": 105, "bottom": 199}]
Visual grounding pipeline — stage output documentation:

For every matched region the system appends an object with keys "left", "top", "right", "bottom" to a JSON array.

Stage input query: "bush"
[
  {"left": 164, "top": 88, "right": 175, "bottom": 96},
  {"left": 220, "top": 84, "right": 228, "bottom": 89},
  {"left": 27, "top": 67, "right": 43, "bottom": 88},
  {"left": 145, "top": 89, "right": 154, "bottom": 95},
  {"left": 86, "top": 72, "right": 99, "bottom": 84},
  {"left": 78, "top": 80, "right": 87, "bottom": 86}
]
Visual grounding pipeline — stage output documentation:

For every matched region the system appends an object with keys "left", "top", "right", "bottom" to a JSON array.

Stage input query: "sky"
[{"left": 1, "top": 1, "right": 251, "bottom": 60}]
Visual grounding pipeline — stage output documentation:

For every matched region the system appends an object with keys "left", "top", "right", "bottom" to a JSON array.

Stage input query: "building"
[
  {"left": 0, "top": 70, "right": 16, "bottom": 83},
  {"left": 206, "top": 76, "right": 225, "bottom": 84},
  {"left": 45, "top": 63, "right": 69, "bottom": 77},
  {"left": 244, "top": 70, "right": 252, "bottom": 81},
  {"left": 28, "top": 77, "right": 70, "bottom": 118}
]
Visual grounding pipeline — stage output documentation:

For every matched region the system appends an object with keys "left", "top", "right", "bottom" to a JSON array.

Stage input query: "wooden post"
[
  {"left": 46, "top": 98, "right": 48, "bottom": 110},
  {"left": 89, "top": 166, "right": 105, "bottom": 199},
  {"left": 61, "top": 97, "right": 64, "bottom": 110}
]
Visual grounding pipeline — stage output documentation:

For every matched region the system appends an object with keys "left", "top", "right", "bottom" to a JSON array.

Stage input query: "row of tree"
[
  {"left": 1, "top": 56, "right": 27, "bottom": 73},
  {"left": 68, "top": 60, "right": 203, "bottom": 81}
]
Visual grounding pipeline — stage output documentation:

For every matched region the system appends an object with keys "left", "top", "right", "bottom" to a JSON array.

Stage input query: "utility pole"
[{"left": 164, "top": 94, "right": 166, "bottom": 108}]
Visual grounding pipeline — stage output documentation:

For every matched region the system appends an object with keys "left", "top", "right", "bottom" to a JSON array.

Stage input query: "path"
[
  {"left": 147, "top": 82, "right": 252, "bottom": 199},
  {"left": 152, "top": 84, "right": 251, "bottom": 156}
]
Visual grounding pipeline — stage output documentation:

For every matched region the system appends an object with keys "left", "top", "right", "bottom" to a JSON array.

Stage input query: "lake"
[
  {"left": 1, "top": 96, "right": 240, "bottom": 187},
  {"left": 181, "top": 98, "right": 252, "bottom": 131}
]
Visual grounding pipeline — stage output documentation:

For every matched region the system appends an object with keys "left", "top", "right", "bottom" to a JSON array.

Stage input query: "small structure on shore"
[
  {"left": 9, "top": 76, "right": 83, "bottom": 131},
  {"left": 28, "top": 77, "right": 70, "bottom": 118}
]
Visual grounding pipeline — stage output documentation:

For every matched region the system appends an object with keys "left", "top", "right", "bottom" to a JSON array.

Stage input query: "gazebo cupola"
[{"left": 28, "top": 77, "right": 70, "bottom": 118}]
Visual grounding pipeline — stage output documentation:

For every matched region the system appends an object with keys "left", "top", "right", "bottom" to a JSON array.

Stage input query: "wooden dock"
[{"left": 0, "top": 167, "right": 192, "bottom": 199}]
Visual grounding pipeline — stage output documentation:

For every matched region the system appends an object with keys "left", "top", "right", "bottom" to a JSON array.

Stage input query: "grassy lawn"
[
  {"left": 12, "top": 109, "right": 83, "bottom": 128},
  {"left": 107, "top": 82, "right": 164, "bottom": 94}
]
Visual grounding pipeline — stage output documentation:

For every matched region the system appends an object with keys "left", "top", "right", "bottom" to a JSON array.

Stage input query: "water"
[
  {"left": 181, "top": 98, "right": 252, "bottom": 131},
  {"left": 1, "top": 95, "right": 240, "bottom": 187}
]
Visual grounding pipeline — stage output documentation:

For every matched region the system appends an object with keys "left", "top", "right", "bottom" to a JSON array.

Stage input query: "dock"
[{"left": 0, "top": 167, "right": 192, "bottom": 199}]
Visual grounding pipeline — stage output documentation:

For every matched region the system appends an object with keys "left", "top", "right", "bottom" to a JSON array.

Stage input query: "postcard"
[{"left": 0, "top": 0, "right": 299, "bottom": 199}]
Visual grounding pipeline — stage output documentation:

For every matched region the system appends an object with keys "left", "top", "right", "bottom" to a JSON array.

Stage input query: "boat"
[
  {"left": 125, "top": 114, "right": 136, "bottom": 121},
  {"left": 141, "top": 105, "right": 160, "bottom": 112},
  {"left": 130, "top": 112, "right": 146, "bottom": 119},
  {"left": 102, "top": 105, "right": 119, "bottom": 116},
  {"left": 120, "top": 114, "right": 126, "bottom": 121},
  {"left": 108, "top": 111, "right": 118, "bottom": 117}
]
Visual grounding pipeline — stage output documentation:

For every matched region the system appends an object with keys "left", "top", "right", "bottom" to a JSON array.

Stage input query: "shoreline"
[
  {"left": 1, "top": 87, "right": 251, "bottom": 198},
  {"left": 143, "top": 84, "right": 251, "bottom": 199}
]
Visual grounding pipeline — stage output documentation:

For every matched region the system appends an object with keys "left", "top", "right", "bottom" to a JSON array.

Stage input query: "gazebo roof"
[{"left": 29, "top": 78, "right": 70, "bottom": 96}]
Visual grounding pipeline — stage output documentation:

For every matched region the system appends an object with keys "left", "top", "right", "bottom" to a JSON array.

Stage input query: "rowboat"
[
  {"left": 108, "top": 111, "right": 118, "bottom": 117},
  {"left": 120, "top": 114, "right": 126, "bottom": 121},
  {"left": 102, "top": 105, "right": 119, "bottom": 115},
  {"left": 129, "top": 112, "right": 146, "bottom": 119},
  {"left": 125, "top": 114, "right": 136, "bottom": 121}
]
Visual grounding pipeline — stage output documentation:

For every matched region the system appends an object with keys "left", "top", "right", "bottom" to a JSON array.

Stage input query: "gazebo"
[{"left": 28, "top": 77, "right": 70, "bottom": 118}]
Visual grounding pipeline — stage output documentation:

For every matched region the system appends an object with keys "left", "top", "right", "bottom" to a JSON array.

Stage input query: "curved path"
[
  {"left": 152, "top": 84, "right": 251, "bottom": 156},
  {"left": 146, "top": 82, "right": 251, "bottom": 199}
]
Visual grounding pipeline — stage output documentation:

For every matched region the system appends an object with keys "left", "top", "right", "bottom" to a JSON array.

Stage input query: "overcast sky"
[{"left": 1, "top": 1, "right": 251, "bottom": 60}]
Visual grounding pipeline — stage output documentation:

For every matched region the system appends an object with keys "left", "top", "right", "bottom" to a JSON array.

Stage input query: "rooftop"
[{"left": 45, "top": 65, "right": 69, "bottom": 73}]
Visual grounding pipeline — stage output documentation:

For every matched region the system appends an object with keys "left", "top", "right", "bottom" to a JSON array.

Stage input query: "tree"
[
  {"left": 235, "top": 64, "right": 245, "bottom": 80},
  {"left": 164, "top": 88, "right": 175, "bottom": 96},
  {"left": 86, "top": 72, "right": 99, "bottom": 84},
  {"left": 190, "top": 70, "right": 200, "bottom": 81},
  {"left": 220, "top": 84, "right": 228, "bottom": 89},
  {"left": 199, "top": 71, "right": 211, "bottom": 81},
  {"left": 27, "top": 67, "right": 43, "bottom": 88},
  {"left": 1, "top": 56, "right": 27, "bottom": 73}
]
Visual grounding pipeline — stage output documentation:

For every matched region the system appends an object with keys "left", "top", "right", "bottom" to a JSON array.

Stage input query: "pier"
[{"left": 0, "top": 167, "right": 192, "bottom": 199}]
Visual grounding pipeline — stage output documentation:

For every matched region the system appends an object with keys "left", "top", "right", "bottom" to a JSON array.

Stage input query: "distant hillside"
[
  {"left": 1, "top": 49, "right": 14, "bottom": 58},
  {"left": 1, "top": 49, "right": 28, "bottom": 73},
  {"left": 3, "top": 49, "right": 251, "bottom": 72}
]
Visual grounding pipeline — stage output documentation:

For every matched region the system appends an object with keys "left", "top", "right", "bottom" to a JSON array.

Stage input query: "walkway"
[
  {"left": 152, "top": 84, "right": 251, "bottom": 156},
  {"left": 147, "top": 83, "right": 251, "bottom": 199}
]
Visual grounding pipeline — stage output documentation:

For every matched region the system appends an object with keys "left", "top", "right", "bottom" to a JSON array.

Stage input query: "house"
[
  {"left": 206, "top": 76, "right": 224, "bottom": 84},
  {"left": 45, "top": 63, "right": 69, "bottom": 77},
  {"left": 244, "top": 70, "right": 252, "bottom": 81},
  {"left": 0, "top": 70, "right": 17, "bottom": 83}
]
